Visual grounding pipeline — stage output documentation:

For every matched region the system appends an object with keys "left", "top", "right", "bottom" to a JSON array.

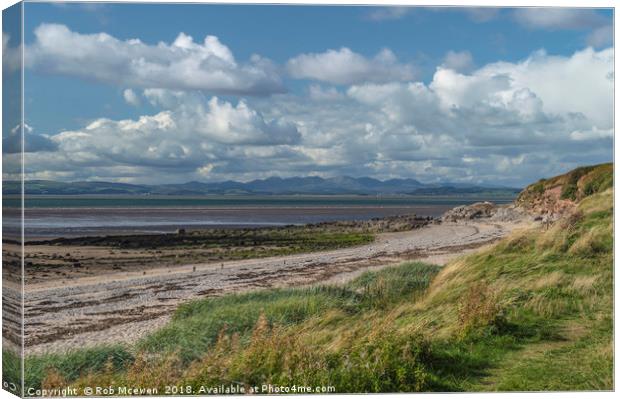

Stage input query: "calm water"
[{"left": 3, "top": 195, "right": 515, "bottom": 238}]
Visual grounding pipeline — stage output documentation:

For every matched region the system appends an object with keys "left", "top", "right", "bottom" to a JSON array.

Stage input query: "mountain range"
[{"left": 3, "top": 177, "right": 521, "bottom": 196}]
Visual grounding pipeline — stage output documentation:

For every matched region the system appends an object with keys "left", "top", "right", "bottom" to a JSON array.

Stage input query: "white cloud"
[
  {"left": 366, "top": 7, "right": 500, "bottom": 23},
  {"left": 441, "top": 50, "right": 474, "bottom": 72},
  {"left": 513, "top": 8, "right": 606, "bottom": 30},
  {"left": 474, "top": 47, "right": 614, "bottom": 129},
  {"left": 462, "top": 8, "right": 500, "bottom": 23},
  {"left": 25, "top": 24, "right": 284, "bottom": 95},
  {"left": 570, "top": 127, "right": 613, "bottom": 141},
  {"left": 427, "top": 7, "right": 501, "bottom": 23},
  {"left": 287, "top": 47, "right": 414, "bottom": 85},
  {"left": 3, "top": 123, "right": 58, "bottom": 154},
  {"left": 15, "top": 93, "right": 301, "bottom": 183},
  {"left": 2, "top": 32, "right": 21, "bottom": 73},
  {"left": 587, "top": 25, "right": 613, "bottom": 48},
  {"left": 123, "top": 88, "right": 141, "bottom": 106},
  {"left": 366, "top": 7, "right": 410, "bottom": 21},
  {"left": 18, "top": 46, "right": 612, "bottom": 186},
  {"left": 308, "top": 85, "right": 344, "bottom": 101},
  {"left": 12, "top": 123, "right": 33, "bottom": 134}
]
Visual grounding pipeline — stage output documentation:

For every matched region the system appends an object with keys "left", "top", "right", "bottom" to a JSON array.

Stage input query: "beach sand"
[{"left": 5, "top": 218, "right": 529, "bottom": 355}]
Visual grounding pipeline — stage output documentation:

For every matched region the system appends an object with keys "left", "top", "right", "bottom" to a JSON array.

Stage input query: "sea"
[{"left": 2, "top": 195, "right": 516, "bottom": 239}]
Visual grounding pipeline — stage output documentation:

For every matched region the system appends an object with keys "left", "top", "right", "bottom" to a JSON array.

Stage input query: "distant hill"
[{"left": 2, "top": 177, "right": 520, "bottom": 196}]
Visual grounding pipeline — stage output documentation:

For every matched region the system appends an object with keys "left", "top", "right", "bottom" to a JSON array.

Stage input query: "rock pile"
[
  {"left": 442, "top": 201, "right": 532, "bottom": 223},
  {"left": 441, "top": 202, "right": 497, "bottom": 222},
  {"left": 311, "top": 214, "right": 431, "bottom": 233},
  {"left": 490, "top": 205, "right": 529, "bottom": 222}
]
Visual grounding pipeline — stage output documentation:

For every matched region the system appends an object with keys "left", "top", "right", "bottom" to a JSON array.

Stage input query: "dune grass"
[
  {"left": 16, "top": 262, "right": 440, "bottom": 392},
  {"left": 10, "top": 188, "right": 613, "bottom": 394},
  {"left": 138, "top": 260, "right": 440, "bottom": 363}
]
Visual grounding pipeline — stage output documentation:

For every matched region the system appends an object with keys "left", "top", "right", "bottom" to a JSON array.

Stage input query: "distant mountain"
[{"left": 3, "top": 177, "right": 521, "bottom": 196}]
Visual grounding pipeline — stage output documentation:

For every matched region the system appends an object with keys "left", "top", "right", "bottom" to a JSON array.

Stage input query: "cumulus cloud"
[
  {"left": 274, "top": 46, "right": 611, "bottom": 184},
  {"left": 14, "top": 93, "right": 301, "bottom": 182},
  {"left": 123, "top": 89, "right": 141, "bottom": 106},
  {"left": 308, "top": 85, "right": 345, "bottom": 101},
  {"left": 25, "top": 24, "right": 284, "bottom": 95},
  {"left": 472, "top": 47, "right": 614, "bottom": 129},
  {"left": 569, "top": 127, "right": 613, "bottom": 141},
  {"left": 18, "top": 45, "right": 612, "bottom": 186},
  {"left": 3, "top": 123, "right": 58, "bottom": 154},
  {"left": 441, "top": 50, "right": 474, "bottom": 72},
  {"left": 286, "top": 47, "right": 414, "bottom": 85},
  {"left": 366, "top": 7, "right": 410, "bottom": 21},
  {"left": 514, "top": 8, "right": 606, "bottom": 30}
]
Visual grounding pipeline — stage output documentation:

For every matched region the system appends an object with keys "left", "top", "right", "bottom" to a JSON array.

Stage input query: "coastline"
[{"left": 12, "top": 213, "right": 530, "bottom": 355}]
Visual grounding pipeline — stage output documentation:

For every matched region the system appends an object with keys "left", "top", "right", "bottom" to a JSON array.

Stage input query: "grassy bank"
[
  {"left": 14, "top": 185, "right": 613, "bottom": 393},
  {"left": 12, "top": 262, "right": 441, "bottom": 393},
  {"left": 517, "top": 162, "right": 612, "bottom": 205}
]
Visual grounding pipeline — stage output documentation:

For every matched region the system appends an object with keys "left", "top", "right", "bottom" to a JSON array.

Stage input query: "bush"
[{"left": 561, "top": 184, "right": 578, "bottom": 200}]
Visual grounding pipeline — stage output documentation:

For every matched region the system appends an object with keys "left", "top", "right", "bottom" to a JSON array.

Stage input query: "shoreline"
[
  {"left": 5, "top": 206, "right": 450, "bottom": 240},
  {"left": 9, "top": 215, "right": 531, "bottom": 355}
]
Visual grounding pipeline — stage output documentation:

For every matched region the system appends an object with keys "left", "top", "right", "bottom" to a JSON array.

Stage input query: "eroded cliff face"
[
  {"left": 515, "top": 163, "right": 612, "bottom": 219},
  {"left": 516, "top": 184, "right": 578, "bottom": 218},
  {"left": 441, "top": 163, "right": 612, "bottom": 224}
]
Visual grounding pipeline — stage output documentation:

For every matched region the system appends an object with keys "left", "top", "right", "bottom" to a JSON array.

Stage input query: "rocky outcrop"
[
  {"left": 490, "top": 205, "right": 529, "bottom": 222},
  {"left": 441, "top": 202, "right": 497, "bottom": 222},
  {"left": 311, "top": 214, "right": 431, "bottom": 233},
  {"left": 516, "top": 185, "right": 576, "bottom": 219},
  {"left": 441, "top": 202, "right": 529, "bottom": 223}
]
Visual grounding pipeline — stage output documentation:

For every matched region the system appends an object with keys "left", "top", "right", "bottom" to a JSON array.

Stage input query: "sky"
[{"left": 1, "top": 2, "right": 614, "bottom": 186}]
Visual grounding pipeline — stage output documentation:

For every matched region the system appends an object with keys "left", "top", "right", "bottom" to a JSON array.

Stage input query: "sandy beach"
[{"left": 4, "top": 217, "right": 528, "bottom": 355}]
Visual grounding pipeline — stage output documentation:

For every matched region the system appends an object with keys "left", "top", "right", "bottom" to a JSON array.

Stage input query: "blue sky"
[{"left": 2, "top": 2, "right": 614, "bottom": 186}]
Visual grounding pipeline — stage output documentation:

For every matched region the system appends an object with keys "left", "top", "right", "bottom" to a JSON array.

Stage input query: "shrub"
[{"left": 560, "top": 184, "right": 578, "bottom": 200}]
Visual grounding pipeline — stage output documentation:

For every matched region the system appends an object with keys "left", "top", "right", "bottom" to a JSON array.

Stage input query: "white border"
[{"left": 0, "top": 1, "right": 617, "bottom": 398}]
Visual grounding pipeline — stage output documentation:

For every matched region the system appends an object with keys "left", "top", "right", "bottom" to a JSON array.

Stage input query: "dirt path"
[{"left": 21, "top": 221, "right": 518, "bottom": 355}]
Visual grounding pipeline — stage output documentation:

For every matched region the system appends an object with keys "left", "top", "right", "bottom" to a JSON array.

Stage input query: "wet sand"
[
  {"left": 8, "top": 219, "right": 527, "bottom": 355},
  {"left": 11, "top": 204, "right": 460, "bottom": 239}
]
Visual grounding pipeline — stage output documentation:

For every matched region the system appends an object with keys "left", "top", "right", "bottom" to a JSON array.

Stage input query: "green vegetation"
[
  {"left": 30, "top": 229, "right": 374, "bottom": 262},
  {"left": 2, "top": 349, "right": 21, "bottom": 394},
  {"left": 9, "top": 166, "right": 614, "bottom": 394},
  {"left": 3, "top": 346, "right": 132, "bottom": 396},
  {"left": 518, "top": 162, "right": 612, "bottom": 205},
  {"left": 32, "top": 228, "right": 375, "bottom": 251}
]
